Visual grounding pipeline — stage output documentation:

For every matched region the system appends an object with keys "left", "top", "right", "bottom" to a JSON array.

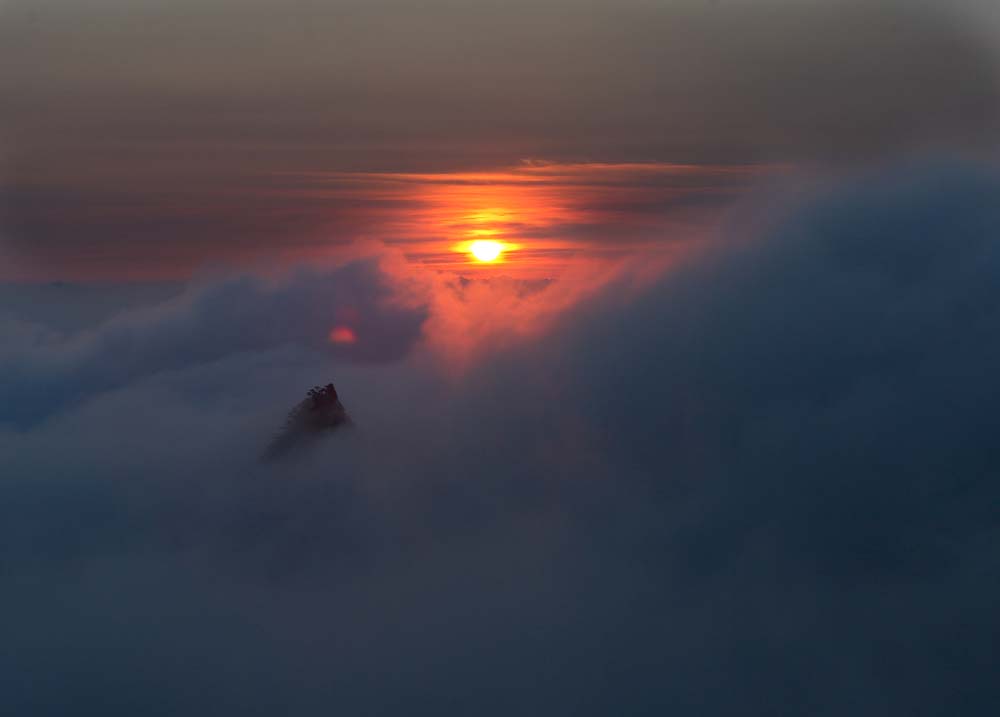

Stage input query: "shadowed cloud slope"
[{"left": 1, "top": 160, "right": 999, "bottom": 715}]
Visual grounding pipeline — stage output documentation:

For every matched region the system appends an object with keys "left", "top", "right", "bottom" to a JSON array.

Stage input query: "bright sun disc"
[{"left": 469, "top": 240, "right": 503, "bottom": 262}]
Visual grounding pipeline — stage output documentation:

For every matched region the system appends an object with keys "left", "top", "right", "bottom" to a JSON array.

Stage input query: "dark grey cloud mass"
[{"left": 2, "top": 159, "right": 999, "bottom": 714}]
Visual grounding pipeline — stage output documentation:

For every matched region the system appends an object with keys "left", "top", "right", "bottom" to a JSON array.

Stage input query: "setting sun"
[{"left": 469, "top": 240, "right": 503, "bottom": 262}]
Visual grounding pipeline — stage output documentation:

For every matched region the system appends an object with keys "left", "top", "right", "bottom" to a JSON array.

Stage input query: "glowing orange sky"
[
  {"left": 276, "top": 161, "right": 775, "bottom": 280},
  {"left": 0, "top": 154, "right": 780, "bottom": 368},
  {"left": 280, "top": 161, "right": 778, "bottom": 365},
  {"left": 0, "top": 161, "right": 778, "bottom": 282}
]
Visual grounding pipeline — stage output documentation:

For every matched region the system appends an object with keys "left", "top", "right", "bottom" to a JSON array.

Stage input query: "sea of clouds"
[{"left": 2, "top": 159, "right": 999, "bottom": 715}]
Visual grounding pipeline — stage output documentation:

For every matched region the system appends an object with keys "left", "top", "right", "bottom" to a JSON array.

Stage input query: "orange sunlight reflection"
[
  {"left": 282, "top": 161, "right": 778, "bottom": 365},
  {"left": 281, "top": 161, "right": 776, "bottom": 281}
]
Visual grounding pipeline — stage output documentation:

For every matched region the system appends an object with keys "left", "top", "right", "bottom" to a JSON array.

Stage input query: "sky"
[
  {"left": 3, "top": 0, "right": 1000, "bottom": 278},
  {"left": 2, "top": 1, "right": 1000, "bottom": 714}
]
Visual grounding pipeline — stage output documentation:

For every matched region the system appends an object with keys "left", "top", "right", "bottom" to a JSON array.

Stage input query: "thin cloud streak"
[
  {"left": 272, "top": 162, "right": 781, "bottom": 278},
  {"left": 1, "top": 161, "right": 778, "bottom": 280}
]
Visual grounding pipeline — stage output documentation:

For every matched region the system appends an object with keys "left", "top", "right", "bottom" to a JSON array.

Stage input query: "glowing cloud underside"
[{"left": 281, "top": 162, "right": 776, "bottom": 280}]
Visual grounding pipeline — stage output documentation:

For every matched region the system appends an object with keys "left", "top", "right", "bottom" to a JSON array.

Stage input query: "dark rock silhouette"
[{"left": 263, "top": 383, "right": 352, "bottom": 460}]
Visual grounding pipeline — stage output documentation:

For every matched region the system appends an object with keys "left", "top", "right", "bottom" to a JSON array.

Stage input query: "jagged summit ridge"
[{"left": 263, "top": 382, "right": 352, "bottom": 460}]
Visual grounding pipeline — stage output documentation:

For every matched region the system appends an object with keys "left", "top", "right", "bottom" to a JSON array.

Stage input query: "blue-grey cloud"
[
  {"left": 2, "top": 159, "right": 999, "bottom": 715},
  {"left": 0, "top": 259, "right": 427, "bottom": 427}
]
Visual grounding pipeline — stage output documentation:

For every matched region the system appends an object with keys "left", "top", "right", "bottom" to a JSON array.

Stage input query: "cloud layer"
[
  {"left": 2, "top": 160, "right": 1000, "bottom": 714},
  {"left": 0, "top": 259, "right": 426, "bottom": 426}
]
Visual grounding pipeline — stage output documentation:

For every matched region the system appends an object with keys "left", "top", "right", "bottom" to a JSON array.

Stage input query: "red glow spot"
[{"left": 329, "top": 326, "right": 357, "bottom": 344}]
